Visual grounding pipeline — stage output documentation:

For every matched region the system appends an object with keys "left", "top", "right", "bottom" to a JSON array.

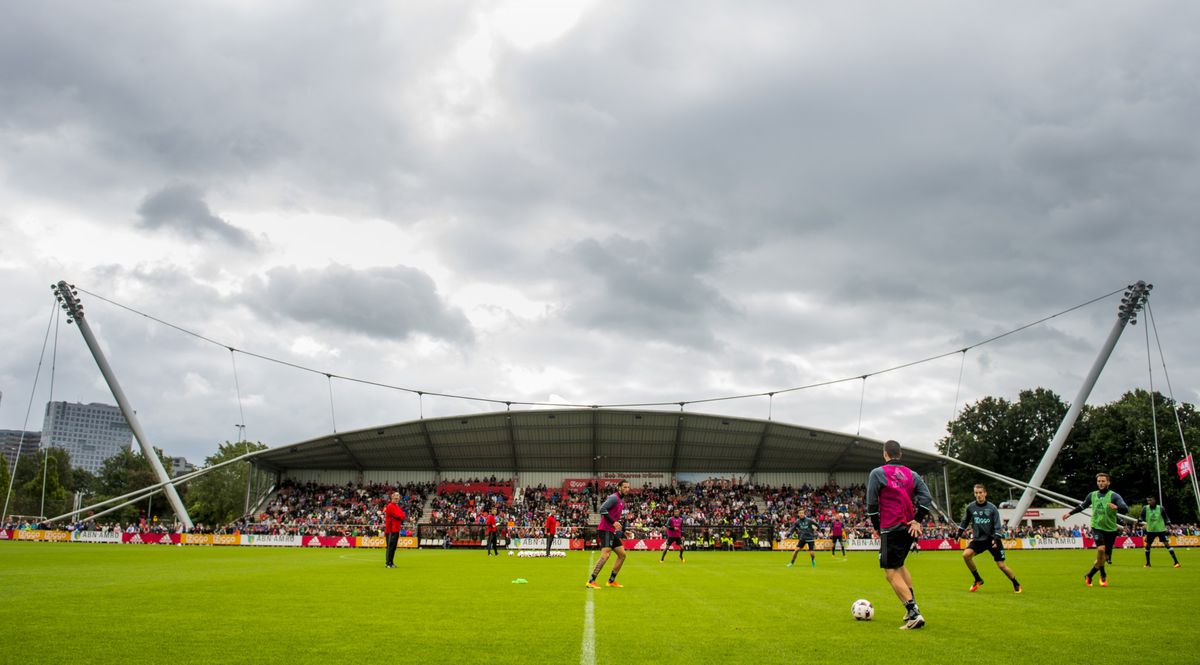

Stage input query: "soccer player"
[
  {"left": 485, "top": 507, "right": 500, "bottom": 556},
  {"left": 661, "top": 509, "right": 685, "bottom": 563},
  {"left": 587, "top": 480, "right": 630, "bottom": 588},
  {"left": 1139, "top": 496, "right": 1180, "bottom": 568},
  {"left": 866, "top": 440, "right": 932, "bottom": 630},
  {"left": 383, "top": 491, "right": 406, "bottom": 569},
  {"left": 959, "top": 484, "right": 1021, "bottom": 593},
  {"left": 830, "top": 518, "right": 847, "bottom": 558},
  {"left": 544, "top": 511, "right": 558, "bottom": 557},
  {"left": 1063, "top": 472, "right": 1129, "bottom": 587},
  {"left": 787, "top": 508, "right": 819, "bottom": 568}
]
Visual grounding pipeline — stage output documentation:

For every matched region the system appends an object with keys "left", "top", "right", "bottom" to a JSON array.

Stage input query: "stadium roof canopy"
[{"left": 250, "top": 408, "right": 944, "bottom": 476}]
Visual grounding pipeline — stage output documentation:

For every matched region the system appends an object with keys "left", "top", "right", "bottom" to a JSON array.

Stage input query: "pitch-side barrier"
[{"left": 4, "top": 529, "right": 1197, "bottom": 550}]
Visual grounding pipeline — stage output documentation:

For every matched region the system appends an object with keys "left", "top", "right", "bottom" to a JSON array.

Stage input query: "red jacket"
[
  {"left": 385, "top": 502, "right": 406, "bottom": 534},
  {"left": 545, "top": 515, "right": 558, "bottom": 535},
  {"left": 486, "top": 514, "right": 498, "bottom": 533}
]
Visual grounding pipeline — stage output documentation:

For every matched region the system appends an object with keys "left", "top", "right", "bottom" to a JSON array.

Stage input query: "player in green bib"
[
  {"left": 1139, "top": 496, "right": 1180, "bottom": 568},
  {"left": 1063, "top": 472, "right": 1128, "bottom": 587}
]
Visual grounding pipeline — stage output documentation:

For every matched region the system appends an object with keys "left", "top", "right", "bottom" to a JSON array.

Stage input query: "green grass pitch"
[{"left": 1, "top": 542, "right": 1194, "bottom": 664}]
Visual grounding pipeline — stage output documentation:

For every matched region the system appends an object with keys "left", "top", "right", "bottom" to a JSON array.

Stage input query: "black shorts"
[
  {"left": 879, "top": 529, "right": 914, "bottom": 569},
  {"left": 1092, "top": 529, "right": 1118, "bottom": 552},
  {"left": 665, "top": 536, "right": 683, "bottom": 547},
  {"left": 831, "top": 535, "right": 844, "bottom": 544},
  {"left": 796, "top": 539, "right": 816, "bottom": 551},
  {"left": 598, "top": 530, "right": 625, "bottom": 549},
  {"left": 967, "top": 538, "right": 1006, "bottom": 562},
  {"left": 1145, "top": 532, "right": 1170, "bottom": 547}
]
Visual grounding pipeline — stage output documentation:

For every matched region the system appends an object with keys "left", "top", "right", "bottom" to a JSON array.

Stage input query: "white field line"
[{"left": 581, "top": 551, "right": 595, "bottom": 665}]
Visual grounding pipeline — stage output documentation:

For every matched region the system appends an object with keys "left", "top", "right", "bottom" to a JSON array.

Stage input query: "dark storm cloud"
[
  {"left": 137, "top": 184, "right": 257, "bottom": 249},
  {"left": 243, "top": 265, "right": 474, "bottom": 344}
]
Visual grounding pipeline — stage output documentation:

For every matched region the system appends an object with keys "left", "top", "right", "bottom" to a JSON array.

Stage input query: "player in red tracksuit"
[
  {"left": 545, "top": 512, "right": 558, "bottom": 556},
  {"left": 384, "top": 492, "right": 407, "bottom": 569},
  {"left": 485, "top": 508, "right": 500, "bottom": 556}
]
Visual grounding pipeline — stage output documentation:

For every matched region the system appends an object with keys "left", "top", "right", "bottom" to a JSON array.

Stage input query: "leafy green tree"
[
  {"left": 184, "top": 441, "right": 270, "bottom": 527},
  {"left": 937, "top": 388, "right": 1071, "bottom": 513},
  {"left": 8, "top": 452, "right": 40, "bottom": 516},
  {"left": 0, "top": 454, "right": 11, "bottom": 516},
  {"left": 21, "top": 449, "right": 71, "bottom": 518},
  {"left": 95, "top": 448, "right": 186, "bottom": 525},
  {"left": 940, "top": 388, "right": 1200, "bottom": 522},
  {"left": 71, "top": 467, "right": 97, "bottom": 498},
  {"left": 48, "top": 447, "right": 75, "bottom": 493},
  {"left": 1065, "top": 390, "right": 1200, "bottom": 522}
]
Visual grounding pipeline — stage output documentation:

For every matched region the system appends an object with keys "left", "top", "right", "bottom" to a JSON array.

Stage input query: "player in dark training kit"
[
  {"left": 788, "top": 509, "right": 819, "bottom": 568},
  {"left": 661, "top": 509, "right": 685, "bottom": 563},
  {"left": 1063, "top": 472, "right": 1128, "bottom": 587},
  {"left": 587, "top": 480, "right": 631, "bottom": 588},
  {"left": 1139, "top": 496, "right": 1180, "bottom": 568},
  {"left": 959, "top": 484, "right": 1021, "bottom": 593},
  {"left": 866, "top": 440, "right": 932, "bottom": 630}
]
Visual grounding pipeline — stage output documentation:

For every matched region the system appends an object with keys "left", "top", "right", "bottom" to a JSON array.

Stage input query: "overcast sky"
[{"left": 2, "top": 1, "right": 1197, "bottom": 468}]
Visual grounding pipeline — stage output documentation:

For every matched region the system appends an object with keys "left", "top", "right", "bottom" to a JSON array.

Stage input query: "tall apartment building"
[
  {"left": 41, "top": 401, "right": 134, "bottom": 474},
  {"left": 0, "top": 430, "right": 41, "bottom": 469}
]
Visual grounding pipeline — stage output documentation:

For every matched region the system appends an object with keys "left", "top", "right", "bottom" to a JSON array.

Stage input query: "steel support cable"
[
  {"left": 938, "top": 452, "right": 1136, "bottom": 523},
  {"left": 327, "top": 374, "right": 337, "bottom": 433},
  {"left": 45, "top": 447, "right": 268, "bottom": 523},
  {"left": 940, "top": 349, "right": 969, "bottom": 513},
  {"left": 1145, "top": 302, "right": 1200, "bottom": 515},
  {"left": 2, "top": 301, "right": 57, "bottom": 524},
  {"left": 230, "top": 348, "right": 248, "bottom": 442},
  {"left": 73, "top": 285, "right": 1127, "bottom": 411},
  {"left": 855, "top": 377, "right": 867, "bottom": 436},
  {"left": 40, "top": 308, "right": 61, "bottom": 518},
  {"left": 1145, "top": 316, "right": 1163, "bottom": 504}
]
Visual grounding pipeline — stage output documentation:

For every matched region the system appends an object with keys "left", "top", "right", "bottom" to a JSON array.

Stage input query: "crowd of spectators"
[
  {"left": 225, "top": 480, "right": 431, "bottom": 537},
  {"left": 8, "top": 478, "right": 1200, "bottom": 542}
]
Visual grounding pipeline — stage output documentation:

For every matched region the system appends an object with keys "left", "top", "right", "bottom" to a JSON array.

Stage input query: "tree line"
[
  {"left": 1, "top": 440, "right": 269, "bottom": 527},
  {"left": 937, "top": 388, "right": 1200, "bottom": 522}
]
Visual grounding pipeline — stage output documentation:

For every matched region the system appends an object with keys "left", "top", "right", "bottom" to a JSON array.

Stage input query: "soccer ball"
[
  {"left": 851, "top": 599, "right": 874, "bottom": 621},
  {"left": 508, "top": 550, "right": 514, "bottom": 556}
]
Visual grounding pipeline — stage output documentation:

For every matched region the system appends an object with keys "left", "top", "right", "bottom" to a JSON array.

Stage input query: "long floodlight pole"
[
  {"left": 1006, "top": 281, "right": 1153, "bottom": 530},
  {"left": 52, "top": 281, "right": 194, "bottom": 530}
]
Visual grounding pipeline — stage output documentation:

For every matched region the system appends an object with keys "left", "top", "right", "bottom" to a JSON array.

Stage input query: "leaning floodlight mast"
[
  {"left": 52, "top": 281, "right": 194, "bottom": 530},
  {"left": 1006, "top": 280, "right": 1152, "bottom": 530}
]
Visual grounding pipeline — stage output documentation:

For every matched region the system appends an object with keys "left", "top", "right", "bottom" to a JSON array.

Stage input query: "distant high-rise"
[
  {"left": 0, "top": 430, "right": 41, "bottom": 469},
  {"left": 169, "top": 456, "right": 195, "bottom": 477},
  {"left": 41, "top": 401, "right": 134, "bottom": 474}
]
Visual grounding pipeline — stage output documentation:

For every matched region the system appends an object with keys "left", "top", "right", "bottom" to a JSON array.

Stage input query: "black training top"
[{"left": 959, "top": 500, "right": 1002, "bottom": 541}]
